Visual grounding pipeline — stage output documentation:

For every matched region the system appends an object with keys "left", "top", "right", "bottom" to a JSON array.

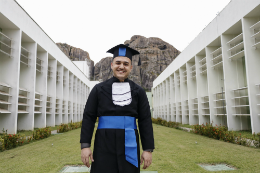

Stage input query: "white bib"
[{"left": 112, "top": 82, "right": 132, "bottom": 106}]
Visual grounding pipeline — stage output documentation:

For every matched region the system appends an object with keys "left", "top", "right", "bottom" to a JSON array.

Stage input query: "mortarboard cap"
[{"left": 107, "top": 44, "right": 140, "bottom": 65}]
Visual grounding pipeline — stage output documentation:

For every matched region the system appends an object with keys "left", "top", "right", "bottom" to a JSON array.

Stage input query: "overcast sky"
[{"left": 16, "top": 0, "right": 231, "bottom": 64}]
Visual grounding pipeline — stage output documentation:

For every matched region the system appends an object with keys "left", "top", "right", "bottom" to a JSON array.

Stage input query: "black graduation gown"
[{"left": 80, "top": 76, "right": 155, "bottom": 173}]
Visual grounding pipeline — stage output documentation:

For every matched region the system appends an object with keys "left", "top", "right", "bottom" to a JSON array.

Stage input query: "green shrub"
[
  {"left": 152, "top": 118, "right": 180, "bottom": 130},
  {"left": 192, "top": 123, "right": 238, "bottom": 144},
  {"left": 1, "top": 133, "right": 25, "bottom": 150},
  {"left": 57, "top": 124, "right": 70, "bottom": 133},
  {"left": 33, "top": 127, "right": 51, "bottom": 140},
  {"left": 0, "top": 136, "right": 4, "bottom": 151}
]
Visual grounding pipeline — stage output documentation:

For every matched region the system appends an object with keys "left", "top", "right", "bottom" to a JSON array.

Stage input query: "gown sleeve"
[
  {"left": 80, "top": 85, "right": 98, "bottom": 144},
  {"left": 137, "top": 88, "right": 155, "bottom": 151}
]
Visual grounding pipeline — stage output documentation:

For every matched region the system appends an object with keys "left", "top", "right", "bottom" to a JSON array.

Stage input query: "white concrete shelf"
[
  {"left": 212, "top": 61, "right": 223, "bottom": 69},
  {"left": 250, "top": 20, "right": 260, "bottom": 30},
  {"left": 232, "top": 105, "right": 250, "bottom": 107},
  {"left": 233, "top": 114, "right": 250, "bottom": 116},
  {"left": 18, "top": 110, "right": 28, "bottom": 114},
  {"left": 18, "top": 102, "right": 29, "bottom": 106},
  {"left": 20, "top": 46, "right": 30, "bottom": 66},
  {"left": 215, "top": 114, "right": 226, "bottom": 116},
  {"left": 34, "top": 105, "right": 42, "bottom": 108},
  {"left": 251, "top": 31, "right": 260, "bottom": 38},
  {"left": 0, "top": 90, "right": 11, "bottom": 97},
  {"left": 0, "top": 108, "right": 11, "bottom": 114},
  {"left": 0, "top": 100, "right": 11, "bottom": 104},
  {"left": 0, "top": 31, "right": 12, "bottom": 58},
  {"left": 227, "top": 33, "right": 243, "bottom": 48},
  {"left": 36, "top": 57, "right": 43, "bottom": 73},
  {"left": 252, "top": 41, "right": 260, "bottom": 49},
  {"left": 211, "top": 47, "right": 222, "bottom": 56},
  {"left": 232, "top": 96, "right": 248, "bottom": 99}
]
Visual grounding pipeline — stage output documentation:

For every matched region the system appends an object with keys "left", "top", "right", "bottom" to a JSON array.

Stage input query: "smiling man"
[{"left": 80, "top": 44, "right": 155, "bottom": 173}]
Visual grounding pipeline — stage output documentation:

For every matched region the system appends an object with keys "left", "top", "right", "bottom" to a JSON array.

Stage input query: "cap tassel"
[{"left": 138, "top": 57, "right": 141, "bottom": 66}]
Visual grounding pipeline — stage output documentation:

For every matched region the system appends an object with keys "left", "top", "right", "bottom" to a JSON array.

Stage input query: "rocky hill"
[
  {"left": 56, "top": 43, "right": 94, "bottom": 78},
  {"left": 94, "top": 35, "right": 181, "bottom": 90}
]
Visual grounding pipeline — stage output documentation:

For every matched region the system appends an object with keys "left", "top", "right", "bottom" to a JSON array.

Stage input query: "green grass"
[{"left": 1, "top": 124, "right": 260, "bottom": 172}]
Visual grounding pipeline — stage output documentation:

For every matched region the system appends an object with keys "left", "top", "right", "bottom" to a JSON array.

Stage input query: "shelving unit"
[
  {"left": 183, "top": 100, "right": 189, "bottom": 116},
  {"left": 69, "top": 81, "right": 72, "bottom": 88},
  {"left": 68, "top": 101, "right": 71, "bottom": 114},
  {"left": 172, "top": 103, "right": 176, "bottom": 117},
  {"left": 192, "top": 98, "right": 198, "bottom": 116},
  {"left": 63, "top": 76, "right": 66, "bottom": 86},
  {"left": 46, "top": 96, "right": 52, "bottom": 114},
  {"left": 20, "top": 46, "right": 30, "bottom": 67},
  {"left": 199, "top": 57, "right": 207, "bottom": 75},
  {"left": 164, "top": 105, "right": 167, "bottom": 120},
  {"left": 190, "top": 64, "right": 196, "bottom": 79},
  {"left": 0, "top": 83, "right": 12, "bottom": 114},
  {"left": 34, "top": 92, "right": 42, "bottom": 114},
  {"left": 176, "top": 74, "right": 180, "bottom": 86},
  {"left": 178, "top": 102, "right": 182, "bottom": 116},
  {"left": 56, "top": 72, "right": 60, "bottom": 83},
  {"left": 227, "top": 33, "right": 245, "bottom": 61},
  {"left": 211, "top": 47, "right": 223, "bottom": 69},
  {"left": 47, "top": 66, "right": 52, "bottom": 78},
  {"left": 183, "top": 70, "right": 187, "bottom": 84},
  {"left": 214, "top": 91, "right": 226, "bottom": 116},
  {"left": 201, "top": 96, "right": 210, "bottom": 116},
  {"left": 62, "top": 100, "right": 65, "bottom": 114},
  {"left": 55, "top": 98, "right": 59, "bottom": 114},
  {"left": 232, "top": 87, "right": 250, "bottom": 116},
  {"left": 36, "top": 57, "right": 43, "bottom": 73},
  {"left": 168, "top": 103, "right": 171, "bottom": 118},
  {"left": 0, "top": 31, "right": 12, "bottom": 58},
  {"left": 73, "top": 103, "right": 76, "bottom": 115},
  {"left": 250, "top": 20, "right": 260, "bottom": 49},
  {"left": 18, "top": 88, "right": 29, "bottom": 114}
]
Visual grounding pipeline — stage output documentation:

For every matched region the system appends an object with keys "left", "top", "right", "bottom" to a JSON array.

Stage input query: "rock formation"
[
  {"left": 94, "top": 35, "right": 181, "bottom": 90},
  {"left": 56, "top": 43, "right": 94, "bottom": 79}
]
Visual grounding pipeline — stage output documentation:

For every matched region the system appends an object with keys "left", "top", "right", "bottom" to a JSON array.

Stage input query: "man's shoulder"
[
  {"left": 128, "top": 79, "right": 145, "bottom": 92},
  {"left": 94, "top": 77, "right": 113, "bottom": 88}
]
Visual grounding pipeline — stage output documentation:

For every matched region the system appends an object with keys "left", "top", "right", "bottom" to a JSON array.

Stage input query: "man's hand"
[
  {"left": 81, "top": 148, "right": 94, "bottom": 168},
  {"left": 140, "top": 151, "right": 152, "bottom": 169}
]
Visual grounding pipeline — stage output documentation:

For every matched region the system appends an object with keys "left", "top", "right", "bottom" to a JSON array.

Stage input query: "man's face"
[{"left": 111, "top": 56, "right": 133, "bottom": 82}]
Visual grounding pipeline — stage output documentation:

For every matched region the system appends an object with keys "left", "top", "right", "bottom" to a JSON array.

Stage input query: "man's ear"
[{"left": 111, "top": 62, "right": 113, "bottom": 69}]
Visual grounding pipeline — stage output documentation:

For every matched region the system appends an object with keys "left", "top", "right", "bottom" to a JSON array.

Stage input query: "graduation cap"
[{"left": 107, "top": 44, "right": 141, "bottom": 66}]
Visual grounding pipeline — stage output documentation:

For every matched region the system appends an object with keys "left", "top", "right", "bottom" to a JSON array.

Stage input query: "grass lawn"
[{"left": 1, "top": 124, "right": 260, "bottom": 173}]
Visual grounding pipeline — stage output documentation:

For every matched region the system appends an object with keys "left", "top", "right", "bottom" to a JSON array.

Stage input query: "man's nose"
[{"left": 119, "top": 63, "right": 124, "bottom": 68}]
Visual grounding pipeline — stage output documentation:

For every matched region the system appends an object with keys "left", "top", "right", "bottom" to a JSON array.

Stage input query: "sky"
[{"left": 16, "top": 0, "right": 231, "bottom": 64}]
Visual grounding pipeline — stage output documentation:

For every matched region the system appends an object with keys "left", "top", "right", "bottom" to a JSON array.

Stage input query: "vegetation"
[{"left": 1, "top": 124, "right": 260, "bottom": 172}]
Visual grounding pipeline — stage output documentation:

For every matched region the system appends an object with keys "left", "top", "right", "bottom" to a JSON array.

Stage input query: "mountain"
[
  {"left": 56, "top": 43, "right": 94, "bottom": 79},
  {"left": 94, "top": 35, "right": 181, "bottom": 90}
]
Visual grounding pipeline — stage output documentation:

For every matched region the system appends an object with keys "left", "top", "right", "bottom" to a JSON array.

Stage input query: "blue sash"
[{"left": 98, "top": 116, "right": 138, "bottom": 167}]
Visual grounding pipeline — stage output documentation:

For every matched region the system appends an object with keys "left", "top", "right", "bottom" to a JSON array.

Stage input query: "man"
[{"left": 80, "top": 44, "right": 154, "bottom": 173}]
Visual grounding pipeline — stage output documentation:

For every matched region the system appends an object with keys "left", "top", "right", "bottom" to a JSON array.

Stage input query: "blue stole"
[{"left": 98, "top": 116, "right": 138, "bottom": 167}]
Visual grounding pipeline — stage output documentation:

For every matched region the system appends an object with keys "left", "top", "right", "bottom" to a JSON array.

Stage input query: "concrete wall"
[
  {"left": 153, "top": 0, "right": 260, "bottom": 134},
  {"left": 0, "top": 0, "right": 95, "bottom": 134},
  {"left": 73, "top": 61, "right": 90, "bottom": 80}
]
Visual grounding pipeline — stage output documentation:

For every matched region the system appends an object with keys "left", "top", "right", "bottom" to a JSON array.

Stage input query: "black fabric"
[
  {"left": 80, "top": 76, "right": 155, "bottom": 173},
  {"left": 106, "top": 44, "right": 140, "bottom": 61},
  {"left": 90, "top": 129, "right": 140, "bottom": 173}
]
